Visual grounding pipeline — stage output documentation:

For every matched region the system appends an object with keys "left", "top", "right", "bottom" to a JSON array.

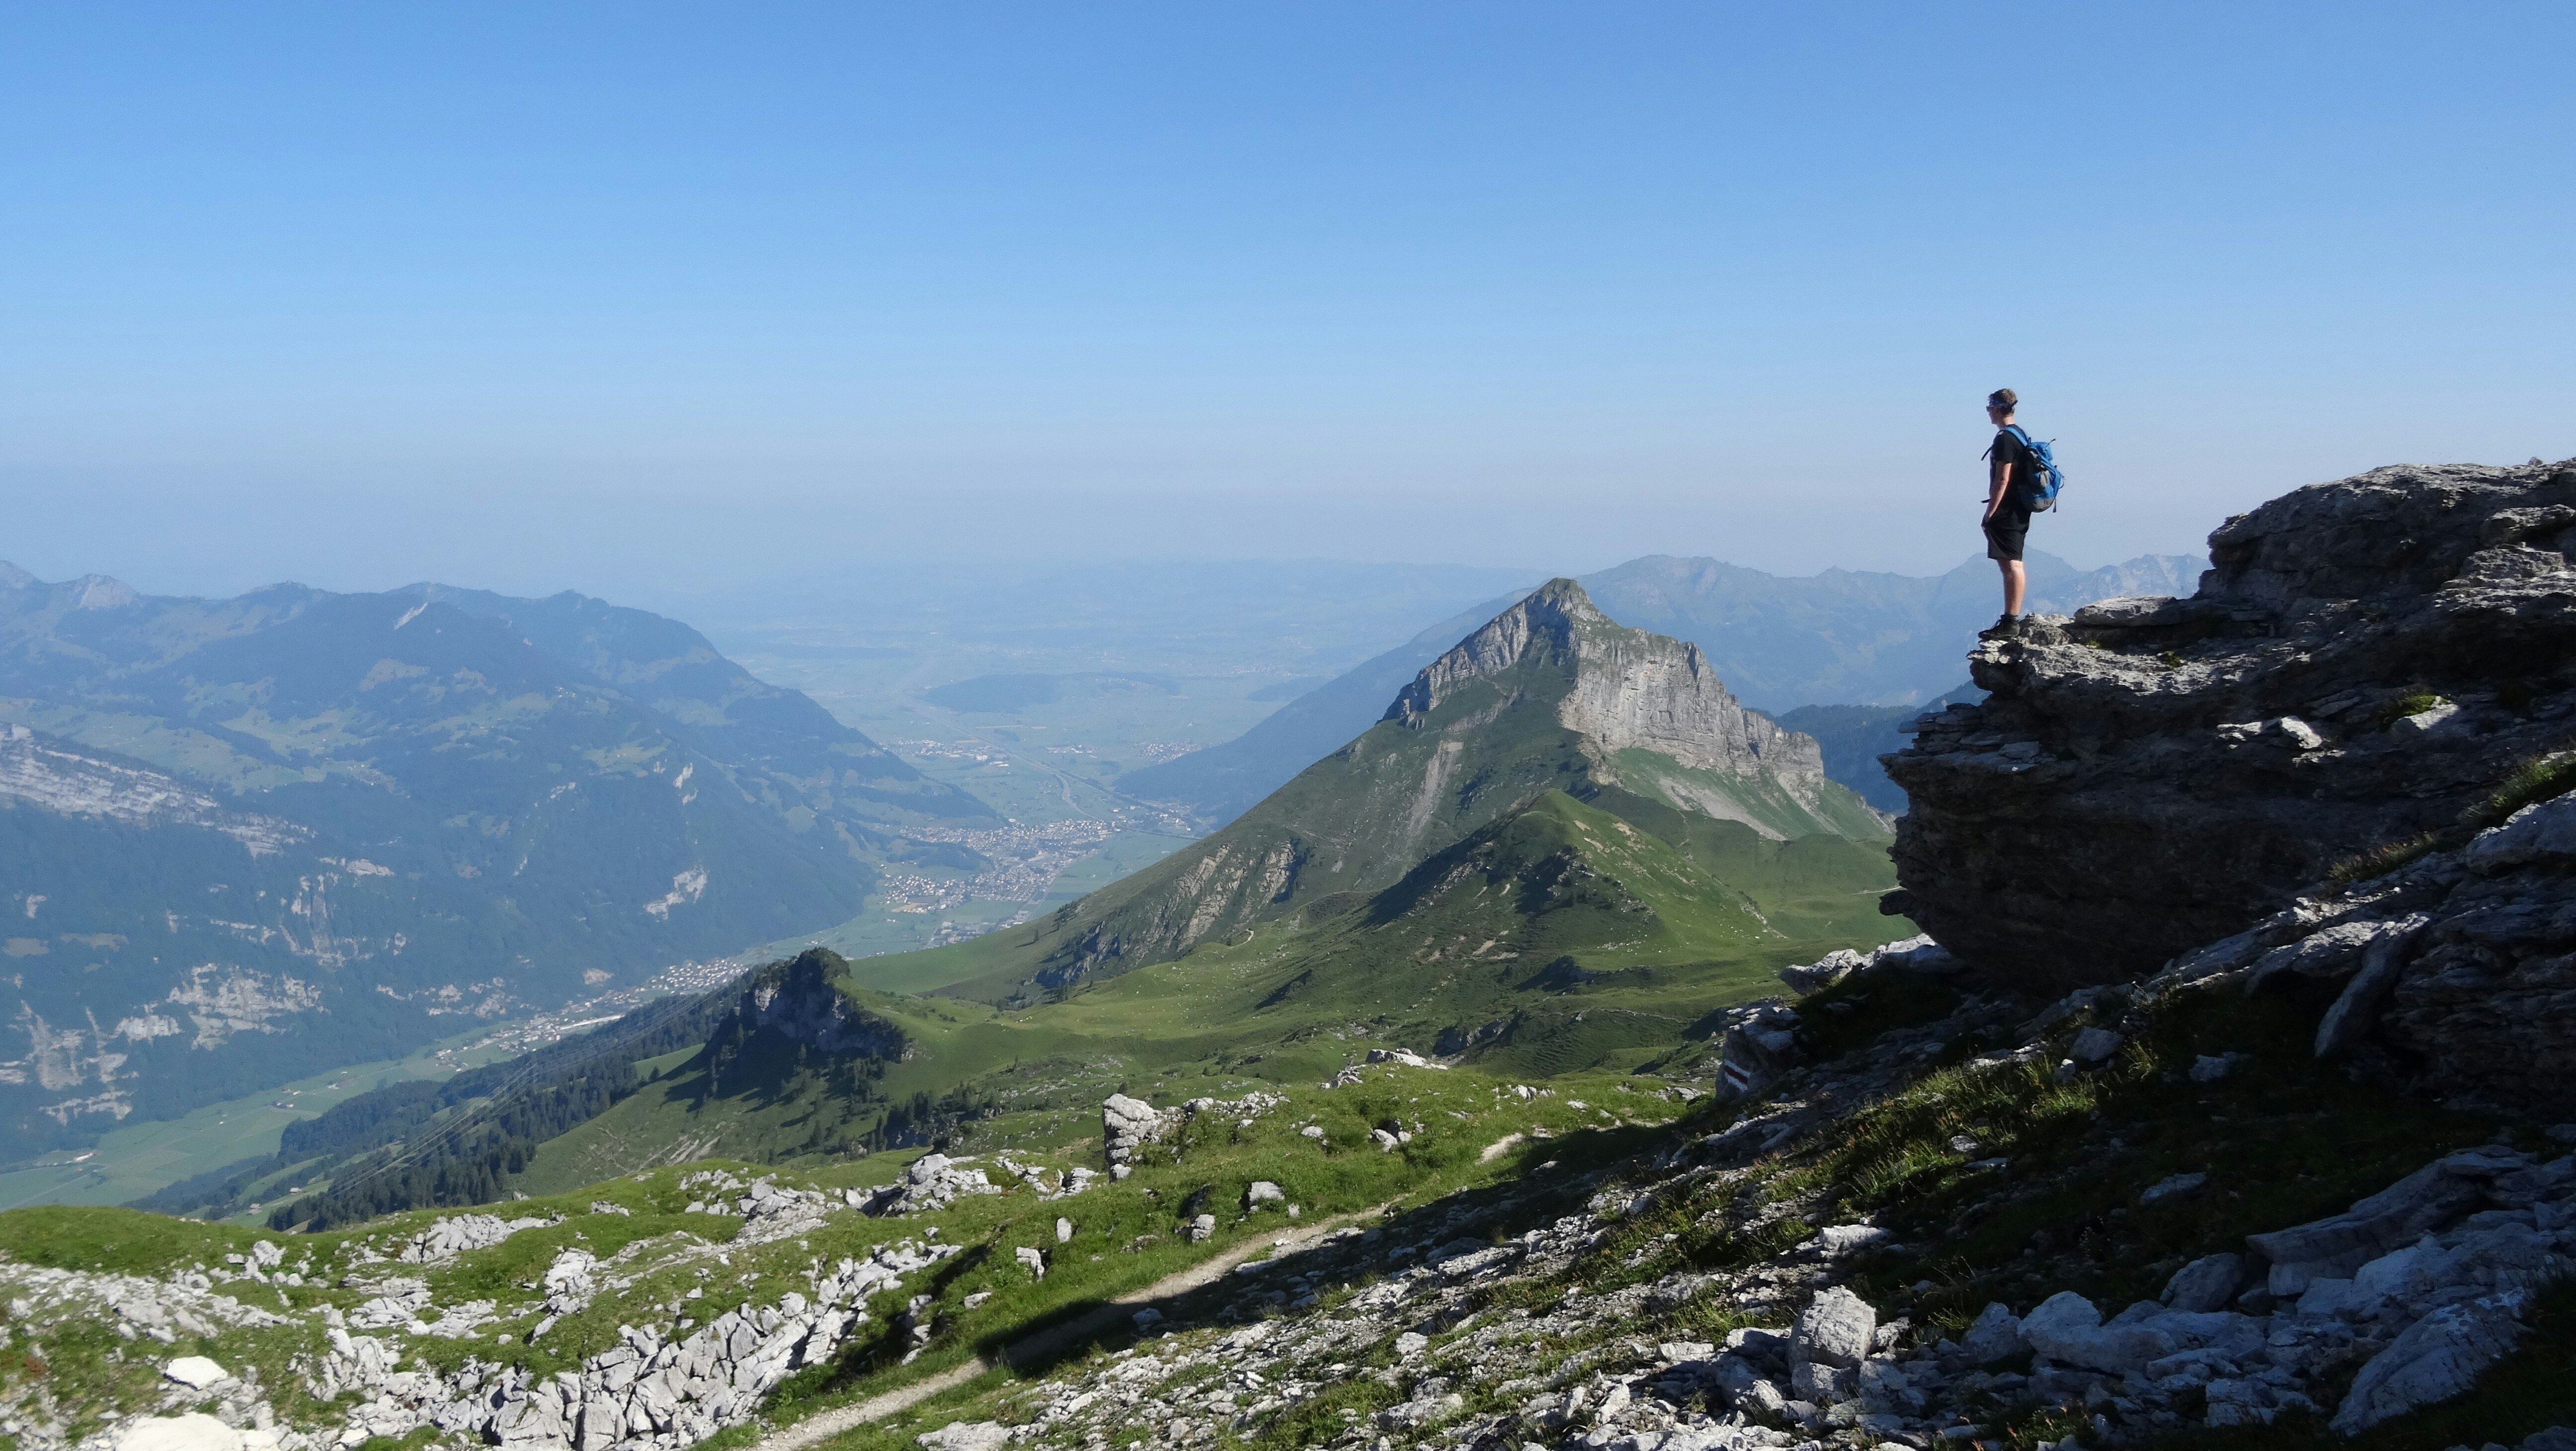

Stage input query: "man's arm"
[{"left": 1984, "top": 441, "right": 2012, "bottom": 522}]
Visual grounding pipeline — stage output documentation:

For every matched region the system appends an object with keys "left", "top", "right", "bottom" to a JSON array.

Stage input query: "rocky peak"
[
  {"left": 1886, "top": 456, "right": 2576, "bottom": 986},
  {"left": 1385, "top": 576, "right": 1832, "bottom": 797},
  {"left": 721, "top": 949, "right": 906, "bottom": 1059},
  {"left": 1383, "top": 578, "right": 1605, "bottom": 724},
  {"left": 69, "top": 574, "right": 141, "bottom": 611}
]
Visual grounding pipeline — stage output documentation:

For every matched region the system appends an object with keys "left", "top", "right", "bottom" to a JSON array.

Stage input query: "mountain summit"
[
  {"left": 1388, "top": 578, "right": 1846, "bottom": 830},
  {"left": 928, "top": 580, "right": 1886, "bottom": 1002}
]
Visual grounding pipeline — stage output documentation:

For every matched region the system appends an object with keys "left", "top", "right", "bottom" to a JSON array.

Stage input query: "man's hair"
[{"left": 1988, "top": 388, "right": 2018, "bottom": 413}]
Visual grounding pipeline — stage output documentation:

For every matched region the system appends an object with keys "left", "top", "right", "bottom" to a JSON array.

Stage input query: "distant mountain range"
[
  {"left": 300, "top": 579, "right": 1901, "bottom": 1203},
  {"left": 0, "top": 566, "right": 991, "bottom": 1160},
  {"left": 1122, "top": 549, "right": 2198, "bottom": 824}
]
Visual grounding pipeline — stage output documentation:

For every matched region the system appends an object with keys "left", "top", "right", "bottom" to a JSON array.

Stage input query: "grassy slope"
[
  {"left": 524, "top": 788, "right": 1902, "bottom": 1190},
  {"left": 0, "top": 1062, "right": 1669, "bottom": 1451},
  {"left": 820, "top": 966, "right": 2573, "bottom": 1451}
]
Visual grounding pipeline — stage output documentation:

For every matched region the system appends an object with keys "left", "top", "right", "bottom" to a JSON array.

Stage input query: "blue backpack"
[{"left": 1999, "top": 424, "right": 2064, "bottom": 511}]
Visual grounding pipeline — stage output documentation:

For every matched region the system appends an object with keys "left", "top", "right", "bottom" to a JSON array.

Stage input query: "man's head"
[{"left": 1985, "top": 387, "right": 2017, "bottom": 423}]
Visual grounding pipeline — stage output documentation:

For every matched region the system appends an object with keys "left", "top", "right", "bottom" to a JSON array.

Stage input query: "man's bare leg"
[{"left": 2000, "top": 559, "right": 2026, "bottom": 617}]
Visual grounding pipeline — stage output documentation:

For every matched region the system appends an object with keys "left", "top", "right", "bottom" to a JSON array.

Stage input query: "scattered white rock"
[
  {"left": 2141, "top": 1172, "right": 2207, "bottom": 1205},
  {"left": 2068, "top": 1026, "right": 2124, "bottom": 1064},
  {"left": 114, "top": 1413, "right": 242, "bottom": 1451},
  {"left": 916, "top": 1421, "right": 1012, "bottom": 1451},
  {"left": 161, "top": 1356, "right": 230, "bottom": 1389}
]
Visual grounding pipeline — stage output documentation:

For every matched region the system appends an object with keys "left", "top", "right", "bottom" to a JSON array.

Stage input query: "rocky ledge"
[{"left": 1887, "top": 457, "right": 2576, "bottom": 987}]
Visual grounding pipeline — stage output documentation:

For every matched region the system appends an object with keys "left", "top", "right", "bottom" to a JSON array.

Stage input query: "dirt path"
[{"left": 748, "top": 1204, "right": 1390, "bottom": 1451}]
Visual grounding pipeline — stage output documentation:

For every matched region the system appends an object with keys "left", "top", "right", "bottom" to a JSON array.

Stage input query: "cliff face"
[
  {"left": 1885, "top": 457, "right": 2576, "bottom": 987},
  {"left": 1388, "top": 579, "right": 1835, "bottom": 800}
]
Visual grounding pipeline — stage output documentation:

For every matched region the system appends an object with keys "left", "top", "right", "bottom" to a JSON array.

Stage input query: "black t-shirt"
[{"left": 1987, "top": 428, "right": 2033, "bottom": 522}]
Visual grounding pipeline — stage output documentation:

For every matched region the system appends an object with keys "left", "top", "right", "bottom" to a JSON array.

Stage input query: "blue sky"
[{"left": 3, "top": 2, "right": 2569, "bottom": 599}]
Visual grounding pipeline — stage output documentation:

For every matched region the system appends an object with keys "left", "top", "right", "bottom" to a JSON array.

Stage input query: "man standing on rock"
[{"left": 1979, "top": 387, "right": 2035, "bottom": 640}]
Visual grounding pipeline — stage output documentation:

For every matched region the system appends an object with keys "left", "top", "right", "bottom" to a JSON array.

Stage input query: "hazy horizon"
[{"left": 6, "top": 4, "right": 2567, "bottom": 608}]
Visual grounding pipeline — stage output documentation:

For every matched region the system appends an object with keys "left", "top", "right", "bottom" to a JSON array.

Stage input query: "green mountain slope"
[
  {"left": 517, "top": 780, "right": 1899, "bottom": 1190},
  {"left": 886, "top": 578, "right": 1884, "bottom": 1007}
]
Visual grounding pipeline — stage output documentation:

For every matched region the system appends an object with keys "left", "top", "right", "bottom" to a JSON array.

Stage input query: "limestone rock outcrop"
[
  {"left": 2139, "top": 787, "right": 2576, "bottom": 1116},
  {"left": 1887, "top": 457, "right": 2576, "bottom": 985},
  {"left": 719, "top": 950, "right": 907, "bottom": 1059},
  {"left": 1386, "top": 580, "right": 1841, "bottom": 820}
]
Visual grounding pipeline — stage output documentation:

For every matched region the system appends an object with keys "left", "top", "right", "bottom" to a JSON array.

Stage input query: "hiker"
[{"left": 1979, "top": 388, "right": 2036, "bottom": 640}]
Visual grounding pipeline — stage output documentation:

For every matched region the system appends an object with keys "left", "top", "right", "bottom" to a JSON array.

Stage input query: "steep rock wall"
[
  {"left": 1885, "top": 458, "right": 2576, "bottom": 986},
  {"left": 1389, "top": 579, "right": 1831, "bottom": 792}
]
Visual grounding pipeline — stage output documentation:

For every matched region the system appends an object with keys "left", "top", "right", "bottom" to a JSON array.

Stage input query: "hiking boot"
[{"left": 1977, "top": 614, "right": 2023, "bottom": 642}]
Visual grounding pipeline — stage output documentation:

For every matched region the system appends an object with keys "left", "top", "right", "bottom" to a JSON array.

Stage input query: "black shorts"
[{"left": 1984, "top": 510, "right": 2030, "bottom": 562}]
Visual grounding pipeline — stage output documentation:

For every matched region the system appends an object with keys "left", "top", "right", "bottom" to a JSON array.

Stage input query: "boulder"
[
  {"left": 2465, "top": 795, "right": 2576, "bottom": 872},
  {"left": 1779, "top": 949, "right": 1866, "bottom": 996},
  {"left": 2068, "top": 1027, "right": 2123, "bottom": 1064},
  {"left": 1958, "top": 1302, "right": 2025, "bottom": 1363},
  {"left": 1719, "top": 1009, "right": 1801, "bottom": 1098},
  {"left": 2161, "top": 1254, "right": 2245, "bottom": 1313},
  {"left": 1788, "top": 1360, "right": 1853, "bottom": 1404},
  {"left": 1812, "top": 1224, "right": 1892, "bottom": 1258},
  {"left": 1245, "top": 1181, "right": 1286, "bottom": 1209},
  {"left": 1870, "top": 933, "right": 1961, "bottom": 974},
  {"left": 2331, "top": 1291, "right": 2527, "bottom": 1434},
  {"left": 1102, "top": 1094, "right": 1176, "bottom": 1167},
  {"left": 161, "top": 1356, "right": 230, "bottom": 1389},
  {"left": 2019, "top": 1292, "right": 2171, "bottom": 1374},
  {"left": 1789, "top": 1286, "right": 1875, "bottom": 1369}
]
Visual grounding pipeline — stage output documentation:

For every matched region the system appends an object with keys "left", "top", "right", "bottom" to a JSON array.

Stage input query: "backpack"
[{"left": 1999, "top": 424, "right": 2064, "bottom": 511}]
